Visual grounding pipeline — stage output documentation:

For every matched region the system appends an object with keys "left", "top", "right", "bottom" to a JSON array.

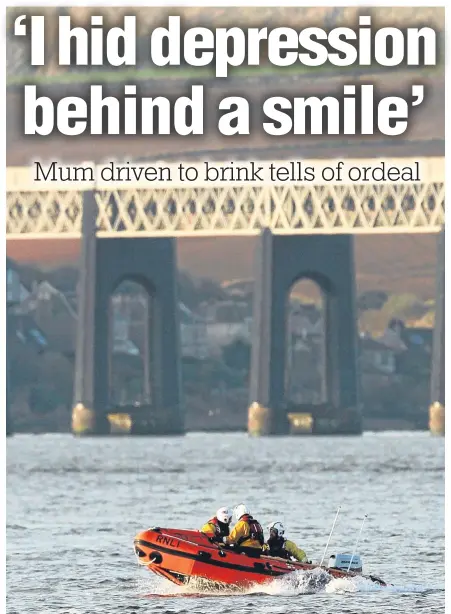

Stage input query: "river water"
[{"left": 6, "top": 431, "right": 445, "bottom": 613}]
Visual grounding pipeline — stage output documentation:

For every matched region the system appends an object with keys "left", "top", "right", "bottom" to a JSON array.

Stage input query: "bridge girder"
[{"left": 6, "top": 158, "right": 445, "bottom": 238}]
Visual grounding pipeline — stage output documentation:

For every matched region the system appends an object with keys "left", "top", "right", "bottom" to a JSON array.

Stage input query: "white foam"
[
  {"left": 259, "top": 570, "right": 435, "bottom": 596},
  {"left": 136, "top": 571, "right": 248, "bottom": 597},
  {"left": 249, "top": 567, "right": 332, "bottom": 596},
  {"left": 136, "top": 568, "right": 435, "bottom": 598}
]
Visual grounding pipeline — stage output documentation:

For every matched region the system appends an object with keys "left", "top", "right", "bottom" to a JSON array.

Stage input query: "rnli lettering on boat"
[{"left": 155, "top": 534, "right": 181, "bottom": 548}]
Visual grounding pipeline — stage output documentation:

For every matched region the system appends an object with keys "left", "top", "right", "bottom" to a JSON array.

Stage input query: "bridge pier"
[
  {"left": 248, "top": 229, "right": 361, "bottom": 436},
  {"left": 429, "top": 228, "right": 445, "bottom": 435},
  {"left": 72, "top": 191, "right": 184, "bottom": 436},
  {"left": 6, "top": 334, "right": 13, "bottom": 437}
]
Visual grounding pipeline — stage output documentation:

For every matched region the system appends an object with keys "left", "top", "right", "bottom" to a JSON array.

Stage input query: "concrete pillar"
[
  {"left": 249, "top": 230, "right": 361, "bottom": 435},
  {"left": 6, "top": 321, "right": 13, "bottom": 437},
  {"left": 430, "top": 228, "right": 445, "bottom": 435},
  {"left": 142, "top": 296, "right": 152, "bottom": 405},
  {"left": 73, "top": 216, "right": 184, "bottom": 436},
  {"left": 72, "top": 191, "right": 109, "bottom": 435},
  {"left": 248, "top": 229, "right": 280, "bottom": 434}
]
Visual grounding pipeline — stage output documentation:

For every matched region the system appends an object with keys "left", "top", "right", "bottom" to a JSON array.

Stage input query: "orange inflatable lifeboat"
[{"left": 134, "top": 527, "right": 387, "bottom": 589}]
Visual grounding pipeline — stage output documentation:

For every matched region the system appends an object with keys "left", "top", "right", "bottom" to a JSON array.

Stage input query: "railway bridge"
[{"left": 6, "top": 157, "right": 445, "bottom": 436}]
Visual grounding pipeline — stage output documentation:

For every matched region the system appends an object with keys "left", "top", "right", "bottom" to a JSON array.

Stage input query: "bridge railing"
[{"left": 6, "top": 157, "right": 445, "bottom": 238}]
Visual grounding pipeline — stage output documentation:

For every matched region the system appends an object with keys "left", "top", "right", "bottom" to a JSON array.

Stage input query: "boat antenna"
[
  {"left": 346, "top": 514, "right": 368, "bottom": 573},
  {"left": 319, "top": 506, "right": 341, "bottom": 567}
]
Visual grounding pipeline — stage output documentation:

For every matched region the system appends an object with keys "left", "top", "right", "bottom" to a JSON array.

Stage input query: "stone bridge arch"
[
  {"left": 249, "top": 229, "right": 360, "bottom": 435},
  {"left": 72, "top": 194, "right": 183, "bottom": 435}
]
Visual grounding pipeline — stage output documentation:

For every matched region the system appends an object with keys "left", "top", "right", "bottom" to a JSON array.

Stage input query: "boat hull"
[{"left": 134, "top": 527, "right": 386, "bottom": 589}]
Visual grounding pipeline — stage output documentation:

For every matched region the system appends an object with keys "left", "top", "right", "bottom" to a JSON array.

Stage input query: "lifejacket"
[
  {"left": 208, "top": 517, "right": 230, "bottom": 539},
  {"left": 267, "top": 537, "right": 290, "bottom": 559},
  {"left": 238, "top": 514, "right": 264, "bottom": 546}
]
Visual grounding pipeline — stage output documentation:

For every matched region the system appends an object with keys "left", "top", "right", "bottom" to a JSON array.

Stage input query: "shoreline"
[{"left": 9, "top": 421, "right": 428, "bottom": 436}]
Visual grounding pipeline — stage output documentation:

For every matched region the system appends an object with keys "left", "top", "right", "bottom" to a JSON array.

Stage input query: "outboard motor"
[{"left": 328, "top": 553, "right": 363, "bottom": 573}]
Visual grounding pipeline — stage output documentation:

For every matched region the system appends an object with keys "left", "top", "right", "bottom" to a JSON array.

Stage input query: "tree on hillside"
[
  {"left": 381, "top": 294, "right": 428, "bottom": 322},
  {"left": 15, "top": 264, "right": 45, "bottom": 289},
  {"left": 195, "top": 277, "right": 227, "bottom": 305},
  {"left": 357, "top": 291, "right": 388, "bottom": 311},
  {"left": 222, "top": 339, "right": 251, "bottom": 372},
  {"left": 178, "top": 271, "right": 226, "bottom": 309},
  {"left": 47, "top": 267, "right": 79, "bottom": 293},
  {"left": 13, "top": 264, "right": 79, "bottom": 294},
  {"left": 178, "top": 271, "right": 199, "bottom": 309}
]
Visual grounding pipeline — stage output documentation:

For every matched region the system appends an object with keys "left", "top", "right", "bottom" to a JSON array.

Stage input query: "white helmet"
[
  {"left": 268, "top": 521, "right": 285, "bottom": 537},
  {"left": 234, "top": 503, "right": 250, "bottom": 520},
  {"left": 216, "top": 507, "right": 232, "bottom": 525}
]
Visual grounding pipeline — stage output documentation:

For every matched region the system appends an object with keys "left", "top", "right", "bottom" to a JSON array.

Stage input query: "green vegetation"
[
  {"left": 359, "top": 292, "right": 435, "bottom": 334},
  {"left": 7, "top": 63, "right": 439, "bottom": 87},
  {"left": 6, "top": 62, "right": 354, "bottom": 86},
  {"left": 381, "top": 293, "right": 426, "bottom": 320}
]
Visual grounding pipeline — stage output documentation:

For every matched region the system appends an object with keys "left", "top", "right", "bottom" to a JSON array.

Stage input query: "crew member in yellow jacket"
[
  {"left": 201, "top": 507, "right": 232, "bottom": 542},
  {"left": 222, "top": 504, "right": 265, "bottom": 554},
  {"left": 264, "top": 521, "right": 309, "bottom": 562}
]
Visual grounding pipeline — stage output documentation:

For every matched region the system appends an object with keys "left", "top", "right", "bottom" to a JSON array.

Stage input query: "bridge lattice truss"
[{"left": 6, "top": 162, "right": 445, "bottom": 238}]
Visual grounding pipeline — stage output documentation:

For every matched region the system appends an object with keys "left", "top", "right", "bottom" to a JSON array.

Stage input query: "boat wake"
[
  {"left": 253, "top": 568, "right": 437, "bottom": 596},
  {"left": 138, "top": 567, "right": 439, "bottom": 598}
]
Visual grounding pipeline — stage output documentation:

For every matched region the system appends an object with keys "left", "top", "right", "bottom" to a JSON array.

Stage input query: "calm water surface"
[{"left": 6, "top": 432, "right": 445, "bottom": 613}]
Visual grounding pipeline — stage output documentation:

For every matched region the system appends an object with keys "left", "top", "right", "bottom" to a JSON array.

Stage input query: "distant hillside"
[
  {"left": 6, "top": 233, "right": 438, "bottom": 300},
  {"left": 7, "top": 7, "right": 444, "bottom": 31}
]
